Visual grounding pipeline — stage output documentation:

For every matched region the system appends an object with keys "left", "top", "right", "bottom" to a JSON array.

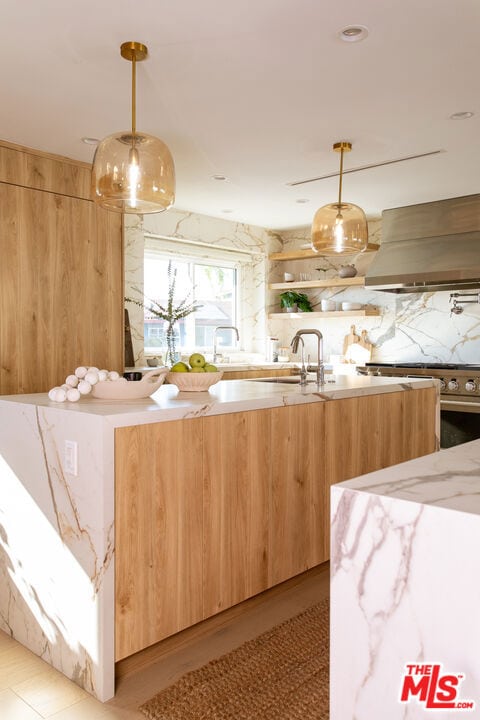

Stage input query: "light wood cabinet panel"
[
  {"left": 0, "top": 175, "right": 123, "bottom": 394},
  {"left": 324, "top": 388, "right": 437, "bottom": 485},
  {"left": 114, "top": 388, "right": 436, "bottom": 660},
  {"left": 203, "top": 410, "right": 270, "bottom": 616},
  {"left": 0, "top": 185, "right": 22, "bottom": 393},
  {"left": 115, "top": 420, "right": 204, "bottom": 660},
  {"left": 0, "top": 141, "right": 92, "bottom": 199},
  {"left": 268, "top": 403, "right": 326, "bottom": 585},
  {"left": 324, "top": 387, "right": 437, "bottom": 554}
]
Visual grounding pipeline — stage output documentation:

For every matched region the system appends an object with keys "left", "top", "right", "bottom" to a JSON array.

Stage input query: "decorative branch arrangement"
[{"left": 126, "top": 261, "right": 202, "bottom": 365}]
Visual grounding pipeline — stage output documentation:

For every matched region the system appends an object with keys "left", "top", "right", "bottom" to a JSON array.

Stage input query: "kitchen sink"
[{"left": 252, "top": 376, "right": 309, "bottom": 384}]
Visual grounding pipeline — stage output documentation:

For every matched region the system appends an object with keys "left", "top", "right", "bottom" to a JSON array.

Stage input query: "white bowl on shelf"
[
  {"left": 341, "top": 302, "right": 363, "bottom": 311},
  {"left": 166, "top": 370, "right": 224, "bottom": 392}
]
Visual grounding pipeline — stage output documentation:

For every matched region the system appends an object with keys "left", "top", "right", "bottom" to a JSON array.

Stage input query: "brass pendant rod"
[
  {"left": 337, "top": 146, "right": 344, "bottom": 209},
  {"left": 131, "top": 52, "right": 136, "bottom": 137}
]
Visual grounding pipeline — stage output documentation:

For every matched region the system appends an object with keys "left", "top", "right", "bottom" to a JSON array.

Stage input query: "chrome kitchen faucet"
[
  {"left": 290, "top": 329, "right": 324, "bottom": 386},
  {"left": 213, "top": 326, "right": 240, "bottom": 363}
]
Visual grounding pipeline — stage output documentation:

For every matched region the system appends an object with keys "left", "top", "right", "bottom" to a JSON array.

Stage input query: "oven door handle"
[
  {"left": 441, "top": 399, "right": 480, "bottom": 413},
  {"left": 406, "top": 374, "right": 434, "bottom": 379}
]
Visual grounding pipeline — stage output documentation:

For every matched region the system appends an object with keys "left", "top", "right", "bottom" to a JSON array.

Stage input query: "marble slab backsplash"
[
  {"left": 125, "top": 211, "right": 480, "bottom": 367},
  {"left": 268, "top": 220, "right": 480, "bottom": 364}
]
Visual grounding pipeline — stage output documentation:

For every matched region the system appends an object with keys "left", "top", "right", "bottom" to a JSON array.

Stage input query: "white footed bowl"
[
  {"left": 91, "top": 368, "right": 168, "bottom": 400},
  {"left": 166, "top": 370, "right": 223, "bottom": 392}
]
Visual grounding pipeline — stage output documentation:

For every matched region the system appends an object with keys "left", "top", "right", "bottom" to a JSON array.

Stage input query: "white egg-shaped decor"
[
  {"left": 85, "top": 371, "right": 99, "bottom": 385},
  {"left": 75, "top": 366, "right": 88, "bottom": 379},
  {"left": 65, "top": 374, "right": 79, "bottom": 387},
  {"left": 66, "top": 388, "right": 81, "bottom": 402},
  {"left": 48, "top": 387, "right": 61, "bottom": 401},
  {"left": 54, "top": 388, "right": 67, "bottom": 402},
  {"left": 78, "top": 380, "right": 92, "bottom": 395},
  {"left": 98, "top": 370, "right": 109, "bottom": 382},
  {"left": 108, "top": 371, "right": 120, "bottom": 381},
  {"left": 88, "top": 366, "right": 99, "bottom": 373}
]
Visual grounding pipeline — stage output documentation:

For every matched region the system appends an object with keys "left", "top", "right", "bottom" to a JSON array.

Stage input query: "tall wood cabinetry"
[{"left": 0, "top": 140, "right": 123, "bottom": 395}]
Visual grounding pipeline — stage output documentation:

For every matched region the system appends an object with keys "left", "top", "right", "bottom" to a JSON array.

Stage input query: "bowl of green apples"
[{"left": 166, "top": 353, "right": 223, "bottom": 391}]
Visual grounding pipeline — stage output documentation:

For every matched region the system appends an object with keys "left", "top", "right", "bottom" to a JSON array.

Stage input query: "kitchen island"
[
  {"left": 0, "top": 375, "right": 438, "bottom": 700},
  {"left": 331, "top": 438, "right": 480, "bottom": 719}
]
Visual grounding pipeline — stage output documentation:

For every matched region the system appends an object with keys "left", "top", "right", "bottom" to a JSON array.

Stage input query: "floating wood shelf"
[
  {"left": 268, "top": 244, "right": 379, "bottom": 261},
  {"left": 269, "top": 276, "right": 366, "bottom": 290},
  {"left": 269, "top": 308, "right": 380, "bottom": 319}
]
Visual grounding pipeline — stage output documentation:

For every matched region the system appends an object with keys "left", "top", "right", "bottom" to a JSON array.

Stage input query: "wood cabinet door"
[
  {"left": 202, "top": 403, "right": 326, "bottom": 615},
  {"left": 324, "top": 387, "right": 437, "bottom": 553},
  {"left": 115, "top": 420, "right": 204, "bottom": 660},
  {"left": 0, "top": 184, "right": 122, "bottom": 395},
  {"left": 325, "top": 388, "right": 437, "bottom": 485},
  {"left": 202, "top": 410, "right": 271, "bottom": 617},
  {"left": 268, "top": 403, "right": 326, "bottom": 585}
]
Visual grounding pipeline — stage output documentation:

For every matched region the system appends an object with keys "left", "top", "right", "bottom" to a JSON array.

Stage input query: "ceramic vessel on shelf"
[
  {"left": 338, "top": 264, "right": 358, "bottom": 278},
  {"left": 283, "top": 272, "right": 295, "bottom": 282},
  {"left": 321, "top": 299, "right": 337, "bottom": 312},
  {"left": 91, "top": 368, "right": 168, "bottom": 400}
]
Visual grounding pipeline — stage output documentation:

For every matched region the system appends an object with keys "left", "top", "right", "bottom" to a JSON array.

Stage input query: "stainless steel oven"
[{"left": 357, "top": 363, "right": 480, "bottom": 448}]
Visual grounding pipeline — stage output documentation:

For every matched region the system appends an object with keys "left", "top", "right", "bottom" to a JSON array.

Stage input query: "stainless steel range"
[{"left": 357, "top": 362, "right": 480, "bottom": 448}]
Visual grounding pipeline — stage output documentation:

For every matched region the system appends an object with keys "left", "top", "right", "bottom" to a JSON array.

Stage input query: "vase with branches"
[{"left": 126, "top": 261, "right": 202, "bottom": 365}]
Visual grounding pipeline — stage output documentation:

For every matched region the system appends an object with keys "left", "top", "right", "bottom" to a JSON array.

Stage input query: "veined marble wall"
[
  {"left": 125, "top": 211, "right": 280, "bottom": 366},
  {"left": 268, "top": 221, "right": 480, "bottom": 364},
  {"left": 125, "top": 212, "right": 480, "bottom": 367}
]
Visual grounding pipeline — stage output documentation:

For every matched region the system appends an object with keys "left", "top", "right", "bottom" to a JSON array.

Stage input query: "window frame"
[{"left": 143, "top": 234, "right": 251, "bottom": 356}]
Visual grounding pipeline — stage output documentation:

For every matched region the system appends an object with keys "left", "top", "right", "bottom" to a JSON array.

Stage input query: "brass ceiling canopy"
[
  {"left": 311, "top": 141, "right": 368, "bottom": 255},
  {"left": 92, "top": 41, "right": 175, "bottom": 215}
]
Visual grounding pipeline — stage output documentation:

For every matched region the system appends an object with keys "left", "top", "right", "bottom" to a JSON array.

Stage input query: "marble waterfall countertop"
[
  {"left": 330, "top": 439, "right": 480, "bottom": 720},
  {"left": 0, "top": 375, "right": 438, "bottom": 428},
  {"left": 0, "top": 375, "right": 438, "bottom": 704}
]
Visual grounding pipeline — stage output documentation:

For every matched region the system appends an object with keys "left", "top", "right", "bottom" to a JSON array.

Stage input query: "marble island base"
[{"left": 331, "top": 439, "right": 480, "bottom": 719}]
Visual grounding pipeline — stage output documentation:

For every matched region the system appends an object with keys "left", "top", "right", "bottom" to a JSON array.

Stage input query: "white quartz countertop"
[
  {"left": 336, "top": 438, "right": 480, "bottom": 516},
  {"left": 0, "top": 376, "right": 437, "bottom": 428}
]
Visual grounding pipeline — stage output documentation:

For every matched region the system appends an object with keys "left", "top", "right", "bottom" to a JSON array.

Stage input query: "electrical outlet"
[{"left": 64, "top": 440, "right": 78, "bottom": 476}]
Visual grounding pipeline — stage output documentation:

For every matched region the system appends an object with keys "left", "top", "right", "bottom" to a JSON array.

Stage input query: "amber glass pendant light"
[
  {"left": 311, "top": 142, "right": 368, "bottom": 254},
  {"left": 92, "top": 41, "right": 175, "bottom": 214}
]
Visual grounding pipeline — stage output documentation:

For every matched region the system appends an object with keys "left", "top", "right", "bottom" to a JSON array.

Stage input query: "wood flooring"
[{"left": 0, "top": 563, "right": 329, "bottom": 719}]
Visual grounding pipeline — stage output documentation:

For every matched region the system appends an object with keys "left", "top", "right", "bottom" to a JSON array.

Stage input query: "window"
[{"left": 143, "top": 249, "right": 239, "bottom": 355}]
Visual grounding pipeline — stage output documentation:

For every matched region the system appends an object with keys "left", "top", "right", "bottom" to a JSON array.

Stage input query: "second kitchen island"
[{"left": 0, "top": 375, "right": 439, "bottom": 700}]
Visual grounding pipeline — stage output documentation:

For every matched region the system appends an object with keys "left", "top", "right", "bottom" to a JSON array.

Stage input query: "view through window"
[{"left": 144, "top": 253, "right": 238, "bottom": 356}]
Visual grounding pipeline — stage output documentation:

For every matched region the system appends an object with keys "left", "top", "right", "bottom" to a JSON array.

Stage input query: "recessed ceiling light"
[
  {"left": 81, "top": 137, "right": 100, "bottom": 145},
  {"left": 211, "top": 174, "right": 228, "bottom": 181},
  {"left": 296, "top": 198, "right": 310, "bottom": 204},
  {"left": 449, "top": 111, "right": 474, "bottom": 120},
  {"left": 338, "top": 25, "right": 369, "bottom": 42},
  {"left": 221, "top": 209, "right": 234, "bottom": 213}
]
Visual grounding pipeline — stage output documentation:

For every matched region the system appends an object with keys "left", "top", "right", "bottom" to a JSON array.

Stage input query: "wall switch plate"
[{"left": 64, "top": 440, "right": 78, "bottom": 476}]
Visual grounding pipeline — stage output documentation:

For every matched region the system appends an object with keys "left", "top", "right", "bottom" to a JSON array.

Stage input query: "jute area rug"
[{"left": 139, "top": 596, "right": 329, "bottom": 720}]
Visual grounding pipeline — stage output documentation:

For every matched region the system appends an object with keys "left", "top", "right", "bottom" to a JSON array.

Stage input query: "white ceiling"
[{"left": 2, "top": 0, "right": 480, "bottom": 229}]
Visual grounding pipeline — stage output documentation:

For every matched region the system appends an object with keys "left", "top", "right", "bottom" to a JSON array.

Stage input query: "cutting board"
[
  {"left": 359, "top": 330, "right": 373, "bottom": 359},
  {"left": 343, "top": 325, "right": 360, "bottom": 356},
  {"left": 344, "top": 327, "right": 373, "bottom": 364}
]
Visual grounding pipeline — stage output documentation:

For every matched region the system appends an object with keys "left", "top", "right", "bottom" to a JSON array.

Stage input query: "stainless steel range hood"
[{"left": 365, "top": 194, "right": 480, "bottom": 293}]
